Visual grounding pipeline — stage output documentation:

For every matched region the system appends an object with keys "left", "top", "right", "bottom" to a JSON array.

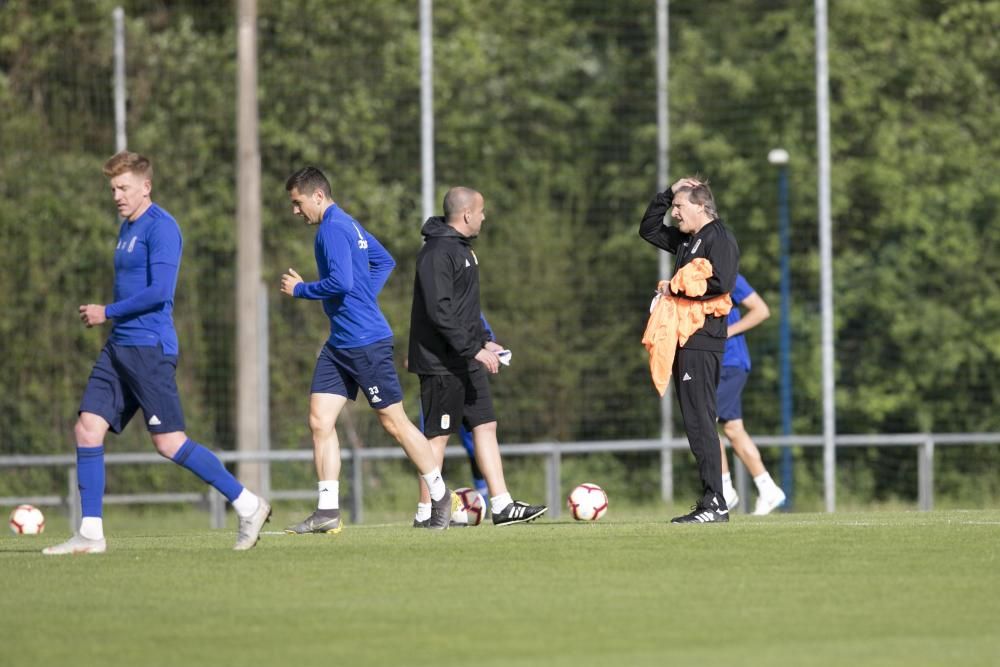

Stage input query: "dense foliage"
[{"left": 1, "top": 0, "right": 996, "bottom": 502}]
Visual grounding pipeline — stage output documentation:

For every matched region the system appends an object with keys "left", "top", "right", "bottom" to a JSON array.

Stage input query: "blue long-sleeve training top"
[
  {"left": 293, "top": 204, "right": 395, "bottom": 348},
  {"left": 105, "top": 203, "right": 181, "bottom": 355}
]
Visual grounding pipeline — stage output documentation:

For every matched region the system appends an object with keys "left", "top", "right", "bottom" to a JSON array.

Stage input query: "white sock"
[
  {"left": 414, "top": 502, "right": 431, "bottom": 522},
  {"left": 232, "top": 489, "right": 260, "bottom": 518},
  {"left": 753, "top": 472, "right": 776, "bottom": 493},
  {"left": 491, "top": 492, "right": 513, "bottom": 513},
  {"left": 421, "top": 468, "right": 446, "bottom": 502},
  {"left": 722, "top": 472, "right": 733, "bottom": 485},
  {"left": 318, "top": 480, "right": 339, "bottom": 510},
  {"left": 80, "top": 516, "right": 104, "bottom": 541}
]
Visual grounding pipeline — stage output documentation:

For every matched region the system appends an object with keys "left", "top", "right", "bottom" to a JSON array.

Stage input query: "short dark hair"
[
  {"left": 285, "top": 166, "right": 332, "bottom": 198},
  {"left": 442, "top": 187, "right": 479, "bottom": 221},
  {"left": 103, "top": 151, "right": 153, "bottom": 180},
  {"left": 676, "top": 181, "right": 718, "bottom": 219}
]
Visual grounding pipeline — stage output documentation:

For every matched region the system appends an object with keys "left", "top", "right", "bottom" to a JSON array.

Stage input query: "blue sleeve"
[
  {"left": 294, "top": 225, "right": 354, "bottom": 299},
  {"left": 480, "top": 313, "right": 495, "bottom": 342},
  {"left": 732, "top": 274, "right": 754, "bottom": 305},
  {"left": 366, "top": 231, "right": 395, "bottom": 295},
  {"left": 105, "top": 224, "right": 180, "bottom": 320}
]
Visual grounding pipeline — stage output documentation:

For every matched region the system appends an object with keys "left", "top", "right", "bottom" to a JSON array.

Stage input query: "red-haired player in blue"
[{"left": 44, "top": 151, "right": 271, "bottom": 555}]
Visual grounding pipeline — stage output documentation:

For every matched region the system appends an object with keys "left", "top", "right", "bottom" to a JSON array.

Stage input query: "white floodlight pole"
[
  {"left": 113, "top": 7, "right": 126, "bottom": 152},
  {"left": 815, "top": 0, "right": 836, "bottom": 512},
  {"left": 420, "top": 0, "right": 435, "bottom": 221},
  {"left": 655, "top": 0, "right": 673, "bottom": 504}
]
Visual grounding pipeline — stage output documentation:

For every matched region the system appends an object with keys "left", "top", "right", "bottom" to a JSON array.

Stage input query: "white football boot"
[
  {"left": 752, "top": 487, "right": 787, "bottom": 516},
  {"left": 42, "top": 533, "right": 107, "bottom": 555}
]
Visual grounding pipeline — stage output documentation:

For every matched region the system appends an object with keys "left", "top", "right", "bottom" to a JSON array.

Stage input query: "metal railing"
[{"left": 3, "top": 432, "right": 999, "bottom": 530}]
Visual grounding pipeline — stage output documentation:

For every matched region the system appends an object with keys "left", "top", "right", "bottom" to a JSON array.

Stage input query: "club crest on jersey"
[{"left": 116, "top": 236, "right": 138, "bottom": 251}]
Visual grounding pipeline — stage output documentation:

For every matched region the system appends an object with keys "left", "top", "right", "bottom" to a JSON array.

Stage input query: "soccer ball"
[
  {"left": 451, "top": 487, "right": 486, "bottom": 526},
  {"left": 567, "top": 483, "right": 608, "bottom": 521},
  {"left": 9, "top": 504, "right": 45, "bottom": 535}
]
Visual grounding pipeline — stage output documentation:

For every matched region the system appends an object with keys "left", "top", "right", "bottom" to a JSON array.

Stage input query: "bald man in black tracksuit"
[
  {"left": 409, "top": 186, "right": 547, "bottom": 527},
  {"left": 639, "top": 178, "right": 739, "bottom": 523}
]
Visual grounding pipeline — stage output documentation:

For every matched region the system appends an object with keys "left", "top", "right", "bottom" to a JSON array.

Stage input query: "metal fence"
[{"left": 4, "top": 432, "right": 998, "bottom": 532}]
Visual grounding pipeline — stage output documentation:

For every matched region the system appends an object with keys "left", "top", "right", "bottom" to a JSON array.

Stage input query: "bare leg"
[
  {"left": 723, "top": 419, "right": 766, "bottom": 477},
  {"left": 719, "top": 438, "right": 731, "bottom": 475},
  {"left": 470, "top": 421, "right": 508, "bottom": 497},
  {"left": 375, "top": 401, "right": 439, "bottom": 474},
  {"left": 75, "top": 412, "right": 110, "bottom": 448},
  {"left": 310, "top": 393, "right": 348, "bottom": 481},
  {"left": 150, "top": 430, "right": 188, "bottom": 459}
]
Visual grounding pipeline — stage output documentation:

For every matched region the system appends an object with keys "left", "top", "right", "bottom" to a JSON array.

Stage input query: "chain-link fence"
[{"left": 1, "top": 0, "right": 997, "bottom": 512}]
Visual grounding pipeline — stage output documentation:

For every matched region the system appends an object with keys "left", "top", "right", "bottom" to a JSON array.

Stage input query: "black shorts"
[{"left": 419, "top": 368, "right": 496, "bottom": 438}]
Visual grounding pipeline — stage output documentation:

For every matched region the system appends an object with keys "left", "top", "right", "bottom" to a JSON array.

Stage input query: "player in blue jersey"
[
  {"left": 280, "top": 167, "right": 456, "bottom": 533},
  {"left": 43, "top": 151, "right": 271, "bottom": 555},
  {"left": 717, "top": 274, "right": 786, "bottom": 515}
]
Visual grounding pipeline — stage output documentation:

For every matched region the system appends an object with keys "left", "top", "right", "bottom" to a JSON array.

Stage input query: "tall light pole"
[
  {"left": 420, "top": 0, "right": 434, "bottom": 221},
  {"left": 112, "top": 7, "right": 126, "bottom": 153},
  {"left": 655, "top": 0, "right": 673, "bottom": 504},
  {"left": 768, "top": 148, "right": 793, "bottom": 508},
  {"left": 815, "top": 0, "right": 836, "bottom": 512}
]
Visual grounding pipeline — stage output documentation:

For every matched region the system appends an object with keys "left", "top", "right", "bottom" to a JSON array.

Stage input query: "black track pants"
[{"left": 673, "top": 346, "right": 723, "bottom": 506}]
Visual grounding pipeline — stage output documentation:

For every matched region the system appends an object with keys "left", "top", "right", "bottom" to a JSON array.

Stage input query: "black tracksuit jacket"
[
  {"left": 639, "top": 188, "right": 741, "bottom": 505},
  {"left": 408, "top": 217, "right": 488, "bottom": 375},
  {"left": 638, "top": 189, "right": 740, "bottom": 351}
]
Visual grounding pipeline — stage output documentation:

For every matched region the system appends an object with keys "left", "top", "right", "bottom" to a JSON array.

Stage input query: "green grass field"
[{"left": 3, "top": 507, "right": 998, "bottom": 667}]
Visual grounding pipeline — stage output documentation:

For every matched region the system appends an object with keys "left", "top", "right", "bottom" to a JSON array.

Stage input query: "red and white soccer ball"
[
  {"left": 451, "top": 487, "right": 486, "bottom": 526},
  {"left": 567, "top": 483, "right": 608, "bottom": 521},
  {"left": 9, "top": 504, "right": 45, "bottom": 535}
]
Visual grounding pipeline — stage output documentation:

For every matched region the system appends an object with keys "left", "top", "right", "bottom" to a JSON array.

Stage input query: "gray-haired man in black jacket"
[
  {"left": 640, "top": 177, "right": 740, "bottom": 523},
  {"left": 409, "top": 187, "right": 547, "bottom": 527}
]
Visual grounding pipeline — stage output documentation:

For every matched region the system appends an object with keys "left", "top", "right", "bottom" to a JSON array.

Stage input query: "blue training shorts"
[
  {"left": 716, "top": 366, "right": 748, "bottom": 423},
  {"left": 310, "top": 337, "right": 404, "bottom": 408},
  {"left": 79, "top": 342, "right": 186, "bottom": 434}
]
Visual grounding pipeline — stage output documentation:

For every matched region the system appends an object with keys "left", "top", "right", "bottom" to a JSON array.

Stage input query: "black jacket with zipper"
[
  {"left": 408, "top": 217, "right": 488, "bottom": 375},
  {"left": 639, "top": 189, "right": 740, "bottom": 352}
]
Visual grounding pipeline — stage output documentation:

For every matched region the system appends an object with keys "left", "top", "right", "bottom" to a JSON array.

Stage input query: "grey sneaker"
[
  {"left": 285, "top": 510, "right": 343, "bottom": 535},
  {"left": 427, "top": 489, "right": 459, "bottom": 530},
  {"left": 42, "top": 533, "right": 107, "bottom": 555},
  {"left": 234, "top": 498, "right": 272, "bottom": 551}
]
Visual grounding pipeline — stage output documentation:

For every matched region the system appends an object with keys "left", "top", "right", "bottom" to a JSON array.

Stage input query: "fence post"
[
  {"left": 546, "top": 444, "right": 562, "bottom": 518},
  {"left": 660, "top": 443, "right": 674, "bottom": 505},
  {"left": 732, "top": 444, "right": 750, "bottom": 514},
  {"left": 208, "top": 490, "right": 226, "bottom": 529},
  {"left": 350, "top": 448, "right": 364, "bottom": 525},
  {"left": 918, "top": 437, "right": 934, "bottom": 511},
  {"left": 67, "top": 467, "right": 80, "bottom": 532}
]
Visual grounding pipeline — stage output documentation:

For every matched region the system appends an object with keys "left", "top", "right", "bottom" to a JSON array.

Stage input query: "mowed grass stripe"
[{"left": 2, "top": 510, "right": 997, "bottom": 667}]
